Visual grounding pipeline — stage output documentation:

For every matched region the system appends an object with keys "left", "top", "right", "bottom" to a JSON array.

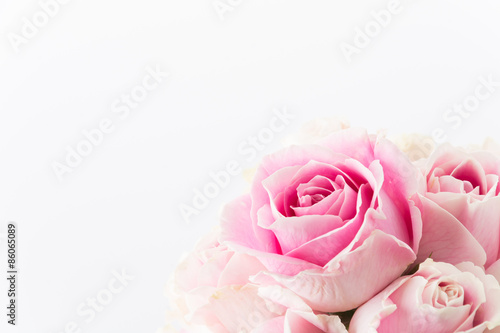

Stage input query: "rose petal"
[
  {"left": 200, "top": 285, "right": 277, "bottom": 332},
  {"left": 426, "top": 192, "right": 500, "bottom": 266},
  {"left": 416, "top": 195, "right": 487, "bottom": 266},
  {"left": 259, "top": 285, "right": 348, "bottom": 333},
  {"left": 220, "top": 194, "right": 280, "bottom": 254},
  {"left": 292, "top": 188, "right": 343, "bottom": 217},
  {"left": 253, "top": 317, "right": 285, "bottom": 333},
  {"left": 450, "top": 158, "right": 487, "bottom": 195},
  {"left": 487, "top": 259, "right": 500, "bottom": 283},
  {"left": 217, "top": 253, "right": 267, "bottom": 287},
  {"left": 266, "top": 215, "right": 345, "bottom": 255}
]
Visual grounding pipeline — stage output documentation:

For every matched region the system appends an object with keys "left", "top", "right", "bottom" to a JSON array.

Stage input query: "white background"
[{"left": 1, "top": 0, "right": 500, "bottom": 332}]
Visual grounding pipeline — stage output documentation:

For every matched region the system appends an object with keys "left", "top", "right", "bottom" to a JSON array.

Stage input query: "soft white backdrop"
[{"left": 1, "top": 0, "right": 500, "bottom": 332}]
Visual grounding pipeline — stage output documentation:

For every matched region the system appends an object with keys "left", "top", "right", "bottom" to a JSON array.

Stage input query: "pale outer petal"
[
  {"left": 389, "top": 132, "right": 436, "bottom": 162},
  {"left": 282, "top": 117, "right": 350, "bottom": 146},
  {"left": 200, "top": 285, "right": 281, "bottom": 332},
  {"left": 258, "top": 285, "right": 347, "bottom": 333},
  {"left": 191, "top": 283, "right": 347, "bottom": 333}
]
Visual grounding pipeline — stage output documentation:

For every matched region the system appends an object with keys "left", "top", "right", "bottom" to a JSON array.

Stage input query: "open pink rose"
[
  {"left": 350, "top": 259, "right": 500, "bottom": 333},
  {"left": 416, "top": 144, "right": 500, "bottom": 268},
  {"left": 220, "top": 128, "right": 423, "bottom": 312}
]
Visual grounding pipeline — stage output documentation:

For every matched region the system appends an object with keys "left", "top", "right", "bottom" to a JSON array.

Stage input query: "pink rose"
[
  {"left": 169, "top": 229, "right": 347, "bottom": 332},
  {"left": 220, "top": 128, "right": 423, "bottom": 312},
  {"left": 416, "top": 144, "right": 500, "bottom": 268},
  {"left": 350, "top": 259, "right": 500, "bottom": 333}
]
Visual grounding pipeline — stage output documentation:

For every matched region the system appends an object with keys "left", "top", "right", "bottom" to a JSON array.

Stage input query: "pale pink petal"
[
  {"left": 487, "top": 259, "right": 500, "bottom": 283},
  {"left": 252, "top": 316, "right": 285, "bottom": 333},
  {"left": 198, "top": 251, "right": 234, "bottom": 287},
  {"left": 427, "top": 192, "right": 500, "bottom": 266},
  {"left": 438, "top": 175, "right": 470, "bottom": 193},
  {"left": 416, "top": 195, "right": 486, "bottom": 266},
  {"left": 174, "top": 252, "right": 206, "bottom": 292},
  {"left": 175, "top": 230, "right": 225, "bottom": 291},
  {"left": 257, "top": 285, "right": 312, "bottom": 312},
  {"left": 218, "top": 253, "right": 266, "bottom": 287},
  {"left": 259, "top": 285, "right": 348, "bottom": 332},
  {"left": 199, "top": 285, "right": 278, "bottom": 332},
  {"left": 183, "top": 285, "right": 218, "bottom": 320},
  {"left": 220, "top": 194, "right": 279, "bottom": 254}
]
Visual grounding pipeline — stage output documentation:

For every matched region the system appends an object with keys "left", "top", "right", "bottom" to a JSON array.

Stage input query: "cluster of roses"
[{"left": 167, "top": 127, "right": 500, "bottom": 333}]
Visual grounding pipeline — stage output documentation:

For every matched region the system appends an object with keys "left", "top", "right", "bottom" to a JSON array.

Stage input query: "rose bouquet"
[{"left": 164, "top": 122, "right": 500, "bottom": 333}]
